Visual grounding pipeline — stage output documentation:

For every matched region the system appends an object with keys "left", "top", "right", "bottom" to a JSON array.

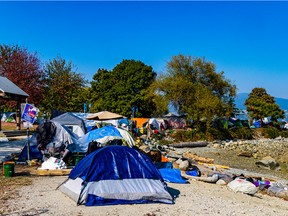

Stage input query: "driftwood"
[
  {"left": 182, "top": 152, "right": 214, "bottom": 164},
  {"left": 168, "top": 141, "right": 208, "bottom": 148},
  {"left": 30, "top": 169, "right": 71, "bottom": 176},
  {"left": 182, "top": 172, "right": 219, "bottom": 183}
]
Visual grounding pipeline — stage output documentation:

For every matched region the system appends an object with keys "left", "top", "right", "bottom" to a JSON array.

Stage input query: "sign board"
[{"left": 21, "top": 103, "right": 39, "bottom": 124}]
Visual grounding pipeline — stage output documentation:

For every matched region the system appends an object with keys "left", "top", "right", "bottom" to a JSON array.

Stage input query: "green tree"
[
  {"left": 244, "top": 87, "right": 284, "bottom": 124},
  {"left": 152, "top": 54, "right": 236, "bottom": 129},
  {"left": 0, "top": 44, "right": 46, "bottom": 110},
  {"left": 42, "top": 57, "right": 88, "bottom": 112},
  {"left": 90, "top": 60, "right": 157, "bottom": 117}
]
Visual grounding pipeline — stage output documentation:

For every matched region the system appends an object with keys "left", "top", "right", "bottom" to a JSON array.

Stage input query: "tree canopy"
[
  {"left": 0, "top": 44, "right": 45, "bottom": 110},
  {"left": 90, "top": 59, "right": 157, "bottom": 117},
  {"left": 245, "top": 87, "right": 284, "bottom": 122},
  {"left": 41, "top": 57, "right": 88, "bottom": 112},
  {"left": 151, "top": 54, "right": 236, "bottom": 128}
]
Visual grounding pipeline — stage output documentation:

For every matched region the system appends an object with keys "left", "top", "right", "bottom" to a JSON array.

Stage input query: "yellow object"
[{"left": 198, "top": 162, "right": 230, "bottom": 169}]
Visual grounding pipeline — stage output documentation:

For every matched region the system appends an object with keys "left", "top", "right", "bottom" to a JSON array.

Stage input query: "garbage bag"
[{"left": 228, "top": 178, "right": 258, "bottom": 195}]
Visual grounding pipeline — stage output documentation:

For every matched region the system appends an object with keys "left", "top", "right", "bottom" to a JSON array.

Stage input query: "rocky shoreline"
[{"left": 210, "top": 137, "right": 288, "bottom": 162}]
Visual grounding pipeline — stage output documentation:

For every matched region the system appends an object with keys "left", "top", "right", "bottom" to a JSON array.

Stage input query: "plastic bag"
[{"left": 228, "top": 178, "right": 258, "bottom": 195}]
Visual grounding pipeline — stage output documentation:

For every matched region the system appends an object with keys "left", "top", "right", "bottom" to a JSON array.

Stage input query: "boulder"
[
  {"left": 179, "top": 160, "right": 189, "bottom": 171},
  {"left": 255, "top": 156, "right": 280, "bottom": 170}
]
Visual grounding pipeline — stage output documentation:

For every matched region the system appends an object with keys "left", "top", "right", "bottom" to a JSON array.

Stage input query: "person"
[{"left": 147, "top": 123, "right": 153, "bottom": 139}]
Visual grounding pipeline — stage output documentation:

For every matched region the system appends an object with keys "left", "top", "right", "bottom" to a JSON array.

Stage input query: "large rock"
[
  {"left": 255, "top": 156, "right": 280, "bottom": 170},
  {"left": 179, "top": 160, "right": 189, "bottom": 171}
]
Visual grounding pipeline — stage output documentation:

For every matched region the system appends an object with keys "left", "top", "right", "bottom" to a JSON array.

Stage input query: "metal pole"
[
  {"left": 0, "top": 112, "right": 2, "bottom": 131},
  {"left": 27, "top": 127, "right": 30, "bottom": 161}
]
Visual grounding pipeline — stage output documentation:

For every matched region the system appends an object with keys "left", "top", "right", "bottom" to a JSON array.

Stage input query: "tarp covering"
[
  {"left": 158, "top": 168, "right": 189, "bottom": 184},
  {"left": 59, "top": 146, "right": 173, "bottom": 205},
  {"left": 86, "top": 111, "right": 124, "bottom": 120},
  {"left": 27, "top": 120, "right": 82, "bottom": 158},
  {"left": 77, "top": 126, "right": 134, "bottom": 152}
]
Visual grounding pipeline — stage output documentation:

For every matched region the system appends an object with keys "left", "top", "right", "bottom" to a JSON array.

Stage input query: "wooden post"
[{"left": 16, "top": 101, "right": 21, "bottom": 130}]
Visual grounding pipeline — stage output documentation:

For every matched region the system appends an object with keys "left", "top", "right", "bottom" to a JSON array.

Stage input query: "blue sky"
[{"left": 1, "top": 1, "right": 288, "bottom": 99}]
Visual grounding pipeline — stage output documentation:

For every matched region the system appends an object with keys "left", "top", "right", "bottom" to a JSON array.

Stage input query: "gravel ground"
[
  {"left": 0, "top": 138, "right": 287, "bottom": 215},
  {"left": 0, "top": 145, "right": 287, "bottom": 216},
  {"left": 1, "top": 175, "right": 288, "bottom": 216}
]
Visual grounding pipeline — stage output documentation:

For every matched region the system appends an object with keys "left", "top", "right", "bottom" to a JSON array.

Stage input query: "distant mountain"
[{"left": 235, "top": 93, "right": 288, "bottom": 111}]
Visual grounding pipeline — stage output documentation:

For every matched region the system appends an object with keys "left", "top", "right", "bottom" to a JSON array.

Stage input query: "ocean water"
[{"left": 235, "top": 110, "right": 288, "bottom": 122}]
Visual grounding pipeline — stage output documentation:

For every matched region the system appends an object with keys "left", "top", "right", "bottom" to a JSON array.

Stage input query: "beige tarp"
[{"left": 86, "top": 111, "right": 125, "bottom": 120}]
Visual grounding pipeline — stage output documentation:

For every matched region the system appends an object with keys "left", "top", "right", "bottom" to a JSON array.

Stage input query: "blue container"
[{"left": 254, "top": 121, "right": 261, "bottom": 128}]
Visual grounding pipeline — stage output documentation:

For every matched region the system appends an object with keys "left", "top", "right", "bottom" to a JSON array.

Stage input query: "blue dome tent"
[{"left": 58, "top": 146, "right": 173, "bottom": 206}]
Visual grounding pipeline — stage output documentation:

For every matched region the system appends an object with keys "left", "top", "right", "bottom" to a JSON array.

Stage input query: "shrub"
[
  {"left": 280, "top": 130, "right": 288, "bottom": 138},
  {"left": 206, "top": 127, "right": 231, "bottom": 141},
  {"left": 170, "top": 129, "right": 204, "bottom": 142},
  {"left": 230, "top": 128, "right": 253, "bottom": 140},
  {"left": 266, "top": 127, "right": 280, "bottom": 139}
]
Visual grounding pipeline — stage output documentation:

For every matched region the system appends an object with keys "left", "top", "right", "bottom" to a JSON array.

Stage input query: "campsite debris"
[
  {"left": 267, "top": 184, "right": 288, "bottom": 201},
  {"left": 27, "top": 159, "right": 41, "bottom": 166},
  {"left": 38, "top": 157, "right": 67, "bottom": 170},
  {"left": 227, "top": 178, "right": 258, "bottom": 195},
  {"left": 138, "top": 145, "right": 162, "bottom": 162},
  {"left": 255, "top": 156, "right": 280, "bottom": 170},
  {"left": 183, "top": 172, "right": 233, "bottom": 185}
]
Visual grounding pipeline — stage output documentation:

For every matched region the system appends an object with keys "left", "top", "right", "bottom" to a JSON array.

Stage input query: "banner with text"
[{"left": 21, "top": 103, "right": 39, "bottom": 124}]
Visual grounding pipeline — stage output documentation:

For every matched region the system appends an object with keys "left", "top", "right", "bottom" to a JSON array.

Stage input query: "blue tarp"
[
  {"left": 158, "top": 168, "right": 189, "bottom": 184},
  {"left": 17, "top": 145, "right": 43, "bottom": 162},
  {"left": 78, "top": 126, "right": 122, "bottom": 145}
]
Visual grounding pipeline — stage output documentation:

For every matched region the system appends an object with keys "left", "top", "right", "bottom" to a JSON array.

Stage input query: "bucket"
[{"left": 3, "top": 161, "right": 15, "bottom": 177}]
